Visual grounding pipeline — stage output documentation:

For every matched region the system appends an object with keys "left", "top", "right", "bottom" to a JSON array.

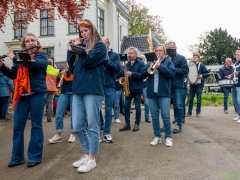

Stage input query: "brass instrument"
[
  {"left": 119, "top": 61, "right": 130, "bottom": 96},
  {"left": 147, "top": 57, "right": 160, "bottom": 75},
  {"left": 56, "top": 69, "right": 67, "bottom": 96}
]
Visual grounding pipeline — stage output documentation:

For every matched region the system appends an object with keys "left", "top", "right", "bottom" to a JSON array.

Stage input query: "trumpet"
[{"left": 147, "top": 57, "right": 160, "bottom": 75}]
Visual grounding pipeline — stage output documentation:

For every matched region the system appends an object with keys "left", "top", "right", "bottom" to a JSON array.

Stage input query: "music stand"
[
  {"left": 119, "top": 54, "right": 128, "bottom": 61},
  {"left": 17, "top": 52, "right": 35, "bottom": 62},
  {"left": 70, "top": 44, "right": 87, "bottom": 55},
  {"left": 144, "top": 52, "right": 158, "bottom": 62}
]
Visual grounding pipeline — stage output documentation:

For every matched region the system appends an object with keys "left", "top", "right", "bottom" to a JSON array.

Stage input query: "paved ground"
[{"left": 1, "top": 106, "right": 240, "bottom": 180}]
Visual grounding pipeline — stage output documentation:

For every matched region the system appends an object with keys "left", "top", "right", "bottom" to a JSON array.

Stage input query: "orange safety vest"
[{"left": 46, "top": 74, "right": 58, "bottom": 92}]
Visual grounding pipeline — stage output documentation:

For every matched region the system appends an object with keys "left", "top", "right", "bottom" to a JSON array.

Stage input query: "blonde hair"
[
  {"left": 155, "top": 44, "right": 166, "bottom": 55},
  {"left": 20, "top": 32, "right": 41, "bottom": 49},
  {"left": 78, "top": 19, "right": 101, "bottom": 52}
]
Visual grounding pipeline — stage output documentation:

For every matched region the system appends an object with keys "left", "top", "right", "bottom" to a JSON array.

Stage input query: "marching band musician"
[
  {"left": 119, "top": 46, "right": 145, "bottom": 132},
  {"left": 142, "top": 44, "right": 176, "bottom": 147},
  {"left": 186, "top": 53, "right": 209, "bottom": 117},
  {"left": 139, "top": 54, "right": 151, "bottom": 123},
  {"left": 48, "top": 58, "right": 76, "bottom": 144},
  {"left": 232, "top": 50, "right": 240, "bottom": 122},
  {"left": 165, "top": 41, "right": 189, "bottom": 134},
  {"left": 0, "top": 33, "right": 48, "bottom": 168},
  {"left": 70, "top": 19, "right": 108, "bottom": 173},
  {"left": 99, "top": 37, "right": 123, "bottom": 143},
  {"left": 218, "top": 58, "right": 234, "bottom": 114}
]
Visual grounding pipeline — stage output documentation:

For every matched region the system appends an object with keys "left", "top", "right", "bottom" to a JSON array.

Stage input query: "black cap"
[{"left": 144, "top": 52, "right": 158, "bottom": 62}]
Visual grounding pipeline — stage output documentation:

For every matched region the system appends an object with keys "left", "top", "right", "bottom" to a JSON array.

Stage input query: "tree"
[
  {"left": 0, "top": 0, "right": 90, "bottom": 33},
  {"left": 123, "top": 0, "right": 167, "bottom": 45},
  {"left": 189, "top": 28, "right": 240, "bottom": 65}
]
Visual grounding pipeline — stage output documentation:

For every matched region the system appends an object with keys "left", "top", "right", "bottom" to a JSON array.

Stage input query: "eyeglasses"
[
  {"left": 155, "top": 50, "right": 164, "bottom": 52},
  {"left": 25, "top": 39, "right": 37, "bottom": 44}
]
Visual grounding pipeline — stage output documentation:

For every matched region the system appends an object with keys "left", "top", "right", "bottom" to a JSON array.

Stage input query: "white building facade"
[{"left": 0, "top": 0, "right": 129, "bottom": 66}]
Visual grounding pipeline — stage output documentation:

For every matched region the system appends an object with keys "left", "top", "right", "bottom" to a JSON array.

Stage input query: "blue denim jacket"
[
  {"left": 0, "top": 52, "right": 48, "bottom": 93},
  {"left": 0, "top": 72, "right": 14, "bottom": 97},
  {"left": 143, "top": 57, "right": 176, "bottom": 98},
  {"left": 171, "top": 54, "right": 189, "bottom": 89},
  {"left": 70, "top": 40, "right": 108, "bottom": 95}
]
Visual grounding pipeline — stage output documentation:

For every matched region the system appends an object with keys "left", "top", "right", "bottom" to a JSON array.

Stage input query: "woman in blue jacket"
[
  {"left": 0, "top": 33, "right": 48, "bottom": 168},
  {"left": 69, "top": 19, "right": 108, "bottom": 173},
  {"left": 142, "top": 44, "right": 176, "bottom": 147},
  {"left": 0, "top": 71, "right": 14, "bottom": 121}
]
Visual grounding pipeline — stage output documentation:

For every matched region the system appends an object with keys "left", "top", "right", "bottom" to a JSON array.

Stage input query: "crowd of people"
[{"left": 0, "top": 19, "right": 240, "bottom": 173}]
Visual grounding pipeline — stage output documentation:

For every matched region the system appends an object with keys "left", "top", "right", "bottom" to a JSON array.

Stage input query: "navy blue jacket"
[
  {"left": 115, "top": 71, "right": 123, "bottom": 91},
  {"left": 171, "top": 54, "right": 189, "bottom": 89},
  {"left": 142, "top": 57, "right": 176, "bottom": 98},
  {"left": 124, "top": 58, "right": 145, "bottom": 93},
  {"left": 104, "top": 49, "right": 123, "bottom": 88},
  {"left": 70, "top": 40, "right": 108, "bottom": 95},
  {"left": 218, "top": 65, "right": 234, "bottom": 79},
  {"left": 190, "top": 63, "right": 209, "bottom": 88},
  {"left": 234, "top": 61, "right": 240, "bottom": 87},
  {"left": 0, "top": 52, "right": 48, "bottom": 93}
]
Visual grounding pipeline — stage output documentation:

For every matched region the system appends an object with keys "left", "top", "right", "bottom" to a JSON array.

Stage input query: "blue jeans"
[
  {"left": 0, "top": 96, "right": 9, "bottom": 119},
  {"left": 103, "top": 87, "right": 115, "bottom": 134},
  {"left": 55, "top": 93, "right": 74, "bottom": 132},
  {"left": 120, "top": 90, "right": 125, "bottom": 112},
  {"left": 72, "top": 94, "right": 102, "bottom": 154},
  {"left": 188, "top": 87, "right": 203, "bottom": 114},
  {"left": 114, "top": 90, "right": 122, "bottom": 120},
  {"left": 46, "top": 92, "right": 55, "bottom": 118},
  {"left": 182, "top": 89, "right": 187, "bottom": 120},
  {"left": 232, "top": 86, "right": 240, "bottom": 116},
  {"left": 223, "top": 87, "right": 231, "bottom": 110},
  {"left": 148, "top": 95, "right": 172, "bottom": 139},
  {"left": 172, "top": 89, "right": 184, "bottom": 127},
  {"left": 10, "top": 92, "right": 46, "bottom": 164},
  {"left": 142, "top": 87, "right": 150, "bottom": 119},
  {"left": 124, "top": 92, "right": 141, "bottom": 125}
]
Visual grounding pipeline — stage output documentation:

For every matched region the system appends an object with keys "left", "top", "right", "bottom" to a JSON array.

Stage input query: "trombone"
[{"left": 147, "top": 57, "right": 160, "bottom": 75}]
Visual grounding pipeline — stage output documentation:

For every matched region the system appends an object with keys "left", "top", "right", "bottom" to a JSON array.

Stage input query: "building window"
[
  {"left": 98, "top": 8, "right": 104, "bottom": 36},
  {"left": 14, "top": 12, "right": 27, "bottom": 38},
  {"left": 40, "top": 9, "right": 54, "bottom": 36},
  {"left": 43, "top": 47, "right": 54, "bottom": 61},
  {"left": 68, "top": 11, "right": 84, "bottom": 34}
]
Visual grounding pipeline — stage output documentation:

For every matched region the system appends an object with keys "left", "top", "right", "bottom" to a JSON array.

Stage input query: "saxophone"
[
  {"left": 119, "top": 61, "right": 130, "bottom": 96},
  {"left": 56, "top": 69, "right": 67, "bottom": 96}
]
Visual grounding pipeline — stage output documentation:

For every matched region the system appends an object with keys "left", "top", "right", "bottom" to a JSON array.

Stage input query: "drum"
[
  {"left": 187, "top": 61, "right": 198, "bottom": 84},
  {"left": 218, "top": 79, "right": 234, "bottom": 87}
]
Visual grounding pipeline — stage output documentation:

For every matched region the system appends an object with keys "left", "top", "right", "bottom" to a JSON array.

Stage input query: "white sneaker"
[
  {"left": 68, "top": 134, "right": 76, "bottom": 143},
  {"left": 115, "top": 119, "right": 121, "bottom": 123},
  {"left": 73, "top": 155, "right": 89, "bottom": 168},
  {"left": 48, "top": 135, "right": 62, "bottom": 144},
  {"left": 165, "top": 137, "right": 172, "bottom": 147},
  {"left": 150, "top": 137, "right": 162, "bottom": 146},
  {"left": 233, "top": 116, "right": 240, "bottom": 121},
  {"left": 77, "top": 158, "right": 97, "bottom": 173},
  {"left": 99, "top": 136, "right": 102, "bottom": 143},
  {"left": 103, "top": 133, "right": 113, "bottom": 143},
  {"left": 237, "top": 120, "right": 240, "bottom": 123}
]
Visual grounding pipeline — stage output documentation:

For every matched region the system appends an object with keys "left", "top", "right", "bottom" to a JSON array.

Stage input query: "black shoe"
[
  {"left": 160, "top": 127, "right": 165, "bottom": 132},
  {"left": 145, "top": 118, "right": 151, "bottom": 123},
  {"left": 196, "top": 112, "right": 200, "bottom": 117},
  {"left": 47, "top": 118, "right": 52, "bottom": 122},
  {"left": 132, "top": 124, "right": 139, "bottom": 131},
  {"left": 120, "top": 110, "right": 125, "bottom": 115},
  {"left": 173, "top": 126, "right": 182, "bottom": 134},
  {"left": 27, "top": 162, "right": 41, "bottom": 168},
  {"left": 119, "top": 124, "right": 131, "bottom": 131},
  {"left": 172, "top": 119, "right": 176, "bottom": 124},
  {"left": 8, "top": 162, "right": 24, "bottom": 168},
  {"left": 185, "top": 113, "right": 192, "bottom": 117}
]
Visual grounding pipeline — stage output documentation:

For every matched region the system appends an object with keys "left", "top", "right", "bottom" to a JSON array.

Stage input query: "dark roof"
[{"left": 120, "top": 34, "right": 161, "bottom": 53}]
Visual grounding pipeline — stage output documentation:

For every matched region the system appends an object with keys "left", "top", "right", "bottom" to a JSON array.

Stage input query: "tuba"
[{"left": 119, "top": 61, "right": 130, "bottom": 96}]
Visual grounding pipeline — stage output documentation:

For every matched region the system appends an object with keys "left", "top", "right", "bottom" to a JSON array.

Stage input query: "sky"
[{"left": 138, "top": 0, "right": 240, "bottom": 59}]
